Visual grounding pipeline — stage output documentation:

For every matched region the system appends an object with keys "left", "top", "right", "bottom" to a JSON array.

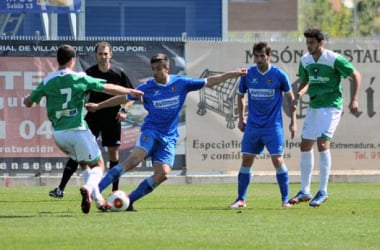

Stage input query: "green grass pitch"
[{"left": 1, "top": 183, "right": 379, "bottom": 250}]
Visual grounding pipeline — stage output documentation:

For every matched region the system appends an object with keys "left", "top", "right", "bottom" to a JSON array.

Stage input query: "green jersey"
[
  {"left": 29, "top": 69, "right": 106, "bottom": 131},
  {"left": 298, "top": 49, "right": 355, "bottom": 109}
]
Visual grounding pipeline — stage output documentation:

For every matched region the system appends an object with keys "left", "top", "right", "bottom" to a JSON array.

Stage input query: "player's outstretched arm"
[
  {"left": 86, "top": 95, "right": 127, "bottom": 112},
  {"left": 103, "top": 83, "right": 143, "bottom": 100},
  {"left": 205, "top": 68, "right": 247, "bottom": 88}
]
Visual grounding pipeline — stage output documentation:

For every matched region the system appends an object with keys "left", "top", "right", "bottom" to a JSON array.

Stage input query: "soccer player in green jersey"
[
  {"left": 48, "top": 41, "right": 134, "bottom": 199},
  {"left": 289, "top": 28, "right": 361, "bottom": 207},
  {"left": 24, "top": 44, "right": 143, "bottom": 214}
]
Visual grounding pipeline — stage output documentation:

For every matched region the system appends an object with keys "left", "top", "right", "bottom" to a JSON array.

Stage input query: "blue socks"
[
  {"left": 98, "top": 165, "right": 158, "bottom": 205},
  {"left": 237, "top": 164, "right": 289, "bottom": 202},
  {"left": 98, "top": 164, "right": 124, "bottom": 192},
  {"left": 237, "top": 166, "right": 252, "bottom": 201},
  {"left": 276, "top": 164, "right": 289, "bottom": 202},
  {"left": 129, "top": 176, "right": 158, "bottom": 203}
]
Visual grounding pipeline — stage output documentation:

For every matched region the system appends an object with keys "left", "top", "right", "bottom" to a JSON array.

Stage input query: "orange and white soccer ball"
[{"left": 106, "top": 190, "right": 130, "bottom": 211}]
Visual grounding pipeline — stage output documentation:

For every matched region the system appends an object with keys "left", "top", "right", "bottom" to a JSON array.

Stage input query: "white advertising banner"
[{"left": 185, "top": 41, "right": 380, "bottom": 172}]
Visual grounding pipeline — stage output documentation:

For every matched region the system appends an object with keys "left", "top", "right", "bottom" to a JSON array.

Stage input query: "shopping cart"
[{"left": 196, "top": 69, "right": 241, "bottom": 129}]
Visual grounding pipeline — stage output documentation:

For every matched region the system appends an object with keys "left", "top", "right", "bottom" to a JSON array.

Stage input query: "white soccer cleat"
[{"left": 229, "top": 200, "right": 246, "bottom": 208}]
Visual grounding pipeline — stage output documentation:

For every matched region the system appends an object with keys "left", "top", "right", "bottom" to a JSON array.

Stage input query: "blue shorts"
[
  {"left": 241, "top": 126, "right": 284, "bottom": 156},
  {"left": 135, "top": 129, "right": 177, "bottom": 167}
]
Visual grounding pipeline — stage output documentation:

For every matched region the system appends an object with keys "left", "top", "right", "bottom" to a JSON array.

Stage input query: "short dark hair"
[
  {"left": 94, "top": 41, "right": 112, "bottom": 53},
  {"left": 253, "top": 42, "right": 271, "bottom": 56},
  {"left": 304, "top": 28, "right": 325, "bottom": 42},
  {"left": 57, "top": 44, "right": 76, "bottom": 65},
  {"left": 150, "top": 53, "right": 169, "bottom": 68}
]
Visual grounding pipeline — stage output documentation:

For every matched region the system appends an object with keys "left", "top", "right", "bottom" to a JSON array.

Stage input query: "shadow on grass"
[
  {"left": 0, "top": 215, "right": 36, "bottom": 219},
  {"left": 0, "top": 199, "right": 77, "bottom": 203},
  {"left": 0, "top": 211, "right": 75, "bottom": 219},
  {"left": 38, "top": 211, "right": 75, "bottom": 217}
]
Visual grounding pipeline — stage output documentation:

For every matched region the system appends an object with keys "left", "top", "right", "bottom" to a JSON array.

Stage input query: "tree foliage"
[
  {"left": 299, "top": 0, "right": 352, "bottom": 38},
  {"left": 356, "top": 0, "right": 380, "bottom": 37},
  {"left": 299, "top": 0, "right": 380, "bottom": 38}
]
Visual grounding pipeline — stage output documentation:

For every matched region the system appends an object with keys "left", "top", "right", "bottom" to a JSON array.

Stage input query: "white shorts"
[
  {"left": 53, "top": 129, "right": 102, "bottom": 164},
  {"left": 301, "top": 107, "right": 342, "bottom": 141}
]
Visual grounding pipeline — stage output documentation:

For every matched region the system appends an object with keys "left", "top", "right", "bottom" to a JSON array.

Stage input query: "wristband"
[{"left": 120, "top": 107, "right": 128, "bottom": 114}]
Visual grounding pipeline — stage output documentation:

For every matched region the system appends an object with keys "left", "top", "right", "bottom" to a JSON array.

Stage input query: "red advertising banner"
[{"left": 0, "top": 57, "right": 65, "bottom": 158}]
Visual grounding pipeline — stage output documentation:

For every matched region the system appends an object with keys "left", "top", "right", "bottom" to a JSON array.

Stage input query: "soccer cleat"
[
  {"left": 49, "top": 188, "right": 64, "bottom": 198},
  {"left": 112, "top": 182, "right": 119, "bottom": 192},
  {"left": 126, "top": 203, "right": 137, "bottom": 212},
  {"left": 309, "top": 191, "right": 328, "bottom": 207},
  {"left": 281, "top": 202, "right": 293, "bottom": 208},
  {"left": 288, "top": 191, "right": 312, "bottom": 204},
  {"left": 229, "top": 200, "right": 246, "bottom": 208},
  {"left": 96, "top": 199, "right": 112, "bottom": 212},
  {"left": 80, "top": 186, "right": 92, "bottom": 214}
]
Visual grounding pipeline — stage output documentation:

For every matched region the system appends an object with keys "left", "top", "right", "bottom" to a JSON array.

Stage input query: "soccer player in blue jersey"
[
  {"left": 229, "top": 42, "right": 297, "bottom": 209},
  {"left": 288, "top": 28, "right": 361, "bottom": 207},
  {"left": 86, "top": 53, "right": 246, "bottom": 211}
]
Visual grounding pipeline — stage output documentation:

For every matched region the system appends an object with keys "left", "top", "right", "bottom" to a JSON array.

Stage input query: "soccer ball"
[{"left": 106, "top": 190, "right": 130, "bottom": 211}]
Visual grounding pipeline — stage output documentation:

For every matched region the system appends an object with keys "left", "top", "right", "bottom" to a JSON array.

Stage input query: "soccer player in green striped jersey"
[
  {"left": 24, "top": 44, "right": 143, "bottom": 213},
  {"left": 289, "top": 28, "right": 361, "bottom": 207}
]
